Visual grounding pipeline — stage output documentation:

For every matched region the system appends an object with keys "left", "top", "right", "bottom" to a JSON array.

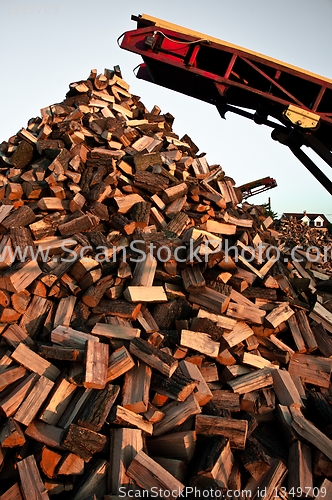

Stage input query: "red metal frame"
[
  {"left": 120, "top": 15, "right": 332, "bottom": 195},
  {"left": 121, "top": 22, "right": 332, "bottom": 147}
]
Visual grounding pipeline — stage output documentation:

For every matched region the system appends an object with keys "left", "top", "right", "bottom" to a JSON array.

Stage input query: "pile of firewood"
[
  {"left": 0, "top": 67, "right": 332, "bottom": 500},
  {"left": 278, "top": 217, "right": 332, "bottom": 275}
]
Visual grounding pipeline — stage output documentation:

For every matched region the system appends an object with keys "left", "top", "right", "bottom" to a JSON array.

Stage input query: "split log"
[
  {"left": 52, "top": 325, "right": 99, "bottom": 349},
  {"left": 223, "top": 321, "right": 255, "bottom": 348},
  {"left": 240, "top": 437, "right": 271, "bottom": 481},
  {"left": 144, "top": 403, "right": 165, "bottom": 424},
  {"left": 288, "top": 353, "right": 332, "bottom": 388},
  {"left": 0, "top": 418, "right": 25, "bottom": 448},
  {"left": 153, "top": 394, "right": 201, "bottom": 437},
  {"left": 11, "top": 343, "right": 60, "bottom": 381},
  {"left": 271, "top": 369, "right": 303, "bottom": 407},
  {"left": 62, "top": 424, "right": 107, "bottom": 462},
  {"left": 181, "top": 265, "right": 206, "bottom": 292},
  {"left": 209, "top": 390, "right": 240, "bottom": 413},
  {"left": 92, "top": 323, "right": 140, "bottom": 340},
  {"left": 17, "top": 455, "right": 50, "bottom": 500},
  {"left": 14, "top": 376, "right": 54, "bottom": 426},
  {"left": 151, "top": 367, "right": 197, "bottom": 402},
  {"left": 189, "top": 287, "right": 230, "bottom": 314},
  {"left": 59, "top": 214, "right": 100, "bottom": 237},
  {"left": 136, "top": 306, "right": 159, "bottom": 334},
  {"left": 247, "top": 458, "right": 287, "bottom": 499},
  {"left": 147, "top": 430, "right": 196, "bottom": 462},
  {"left": 39, "top": 378, "right": 77, "bottom": 425},
  {"left": 0, "top": 351, "right": 13, "bottom": 374},
  {"left": 227, "top": 368, "right": 273, "bottom": 394},
  {"left": 131, "top": 201, "right": 151, "bottom": 227},
  {"left": 77, "top": 384, "right": 120, "bottom": 432},
  {"left": 296, "top": 309, "right": 318, "bottom": 352},
  {"left": 70, "top": 459, "right": 108, "bottom": 500},
  {"left": 258, "top": 337, "right": 290, "bottom": 365},
  {"left": 190, "top": 436, "right": 234, "bottom": 489},
  {"left": 38, "top": 345, "right": 84, "bottom": 363},
  {"left": 0, "top": 260, "right": 42, "bottom": 294},
  {"left": 11, "top": 290, "right": 31, "bottom": 314},
  {"left": 226, "top": 303, "right": 266, "bottom": 325},
  {"left": 84, "top": 340, "right": 109, "bottom": 389},
  {"left": 129, "top": 338, "right": 178, "bottom": 377},
  {"left": 179, "top": 360, "right": 212, "bottom": 406},
  {"left": 220, "top": 364, "right": 252, "bottom": 384},
  {"left": 288, "top": 440, "right": 313, "bottom": 494},
  {"left": 130, "top": 254, "right": 157, "bottom": 287},
  {"left": 106, "top": 347, "right": 135, "bottom": 382},
  {"left": 109, "top": 405, "right": 153, "bottom": 435},
  {"left": 57, "top": 453, "right": 84, "bottom": 476},
  {"left": 53, "top": 296, "right": 76, "bottom": 329},
  {"left": 290, "top": 405, "right": 332, "bottom": 461},
  {"left": 109, "top": 428, "right": 143, "bottom": 495},
  {"left": 92, "top": 299, "right": 141, "bottom": 320},
  {"left": 0, "top": 372, "right": 38, "bottom": 417},
  {"left": 122, "top": 363, "right": 151, "bottom": 413},
  {"left": 195, "top": 415, "right": 248, "bottom": 449},
  {"left": 312, "top": 323, "right": 332, "bottom": 358},
  {"left": 197, "top": 309, "right": 237, "bottom": 330},
  {"left": 57, "top": 388, "right": 92, "bottom": 429},
  {"left": 265, "top": 303, "right": 294, "bottom": 328},
  {"left": 162, "top": 183, "right": 188, "bottom": 204},
  {"left": 126, "top": 450, "right": 184, "bottom": 498},
  {"left": 114, "top": 193, "right": 144, "bottom": 214},
  {"left": 1, "top": 206, "right": 36, "bottom": 229},
  {"left": 124, "top": 286, "right": 167, "bottom": 303},
  {"left": 0, "top": 366, "right": 27, "bottom": 393},
  {"left": 180, "top": 330, "right": 220, "bottom": 358},
  {"left": 241, "top": 352, "right": 276, "bottom": 370},
  {"left": 40, "top": 447, "right": 62, "bottom": 479},
  {"left": 288, "top": 314, "right": 307, "bottom": 353}
]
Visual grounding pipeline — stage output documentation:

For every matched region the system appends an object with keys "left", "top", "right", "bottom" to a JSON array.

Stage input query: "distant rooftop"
[{"left": 282, "top": 212, "right": 330, "bottom": 228}]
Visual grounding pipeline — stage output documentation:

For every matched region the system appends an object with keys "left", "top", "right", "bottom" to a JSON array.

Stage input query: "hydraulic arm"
[
  {"left": 120, "top": 14, "right": 332, "bottom": 195},
  {"left": 238, "top": 177, "right": 277, "bottom": 199}
]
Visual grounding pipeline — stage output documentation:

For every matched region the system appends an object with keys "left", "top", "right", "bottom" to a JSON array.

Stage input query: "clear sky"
[{"left": 1, "top": 0, "right": 332, "bottom": 219}]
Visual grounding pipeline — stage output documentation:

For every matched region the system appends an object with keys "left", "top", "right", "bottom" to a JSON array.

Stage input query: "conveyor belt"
[{"left": 120, "top": 14, "right": 332, "bottom": 195}]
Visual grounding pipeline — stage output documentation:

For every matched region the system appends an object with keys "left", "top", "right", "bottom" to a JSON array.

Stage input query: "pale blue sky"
[{"left": 1, "top": 0, "right": 332, "bottom": 218}]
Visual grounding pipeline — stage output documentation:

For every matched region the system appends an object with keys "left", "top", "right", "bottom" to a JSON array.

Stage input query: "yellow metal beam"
[{"left": 141, "top": 14, "right": 332, "bottom": 86}]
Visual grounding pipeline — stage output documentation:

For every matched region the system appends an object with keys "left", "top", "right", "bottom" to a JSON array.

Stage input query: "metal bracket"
[{"left": 284, "top": 104, "right": 320, "bottom": 129}]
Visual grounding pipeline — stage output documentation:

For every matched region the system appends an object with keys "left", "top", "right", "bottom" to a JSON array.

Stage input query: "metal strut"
[
  {"left": 271, "top": 129, "right": 332, "bottom": 196},
  {"left": 217, "top": 104, "right": 332, "bottom": 196},
  {"left": 217, "top": 103, "right": 332, "bottom": 196},
  {"left": 288, "top": 147, "right": 332, "bottom": 196}
]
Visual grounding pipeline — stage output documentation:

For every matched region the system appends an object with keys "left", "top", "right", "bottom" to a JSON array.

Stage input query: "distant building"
[{"left": 282, "top": 211, "right": 330, "bottom": 230}]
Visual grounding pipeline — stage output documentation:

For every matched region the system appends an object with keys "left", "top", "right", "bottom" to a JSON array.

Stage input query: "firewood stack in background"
[
  {"left": 279, "top": 217, "right": 332, "bottom": 275},
  {"left": 0, "top": 67, "right": 331, "bottom": 499}
]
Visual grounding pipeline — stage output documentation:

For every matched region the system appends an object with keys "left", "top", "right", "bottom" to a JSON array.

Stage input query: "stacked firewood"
[
  {"left": 278, "top": 218, "right": 332, "bottom": 275},
  {"left": 0, "top": 68, "right": 332, "bottom": 500}
]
